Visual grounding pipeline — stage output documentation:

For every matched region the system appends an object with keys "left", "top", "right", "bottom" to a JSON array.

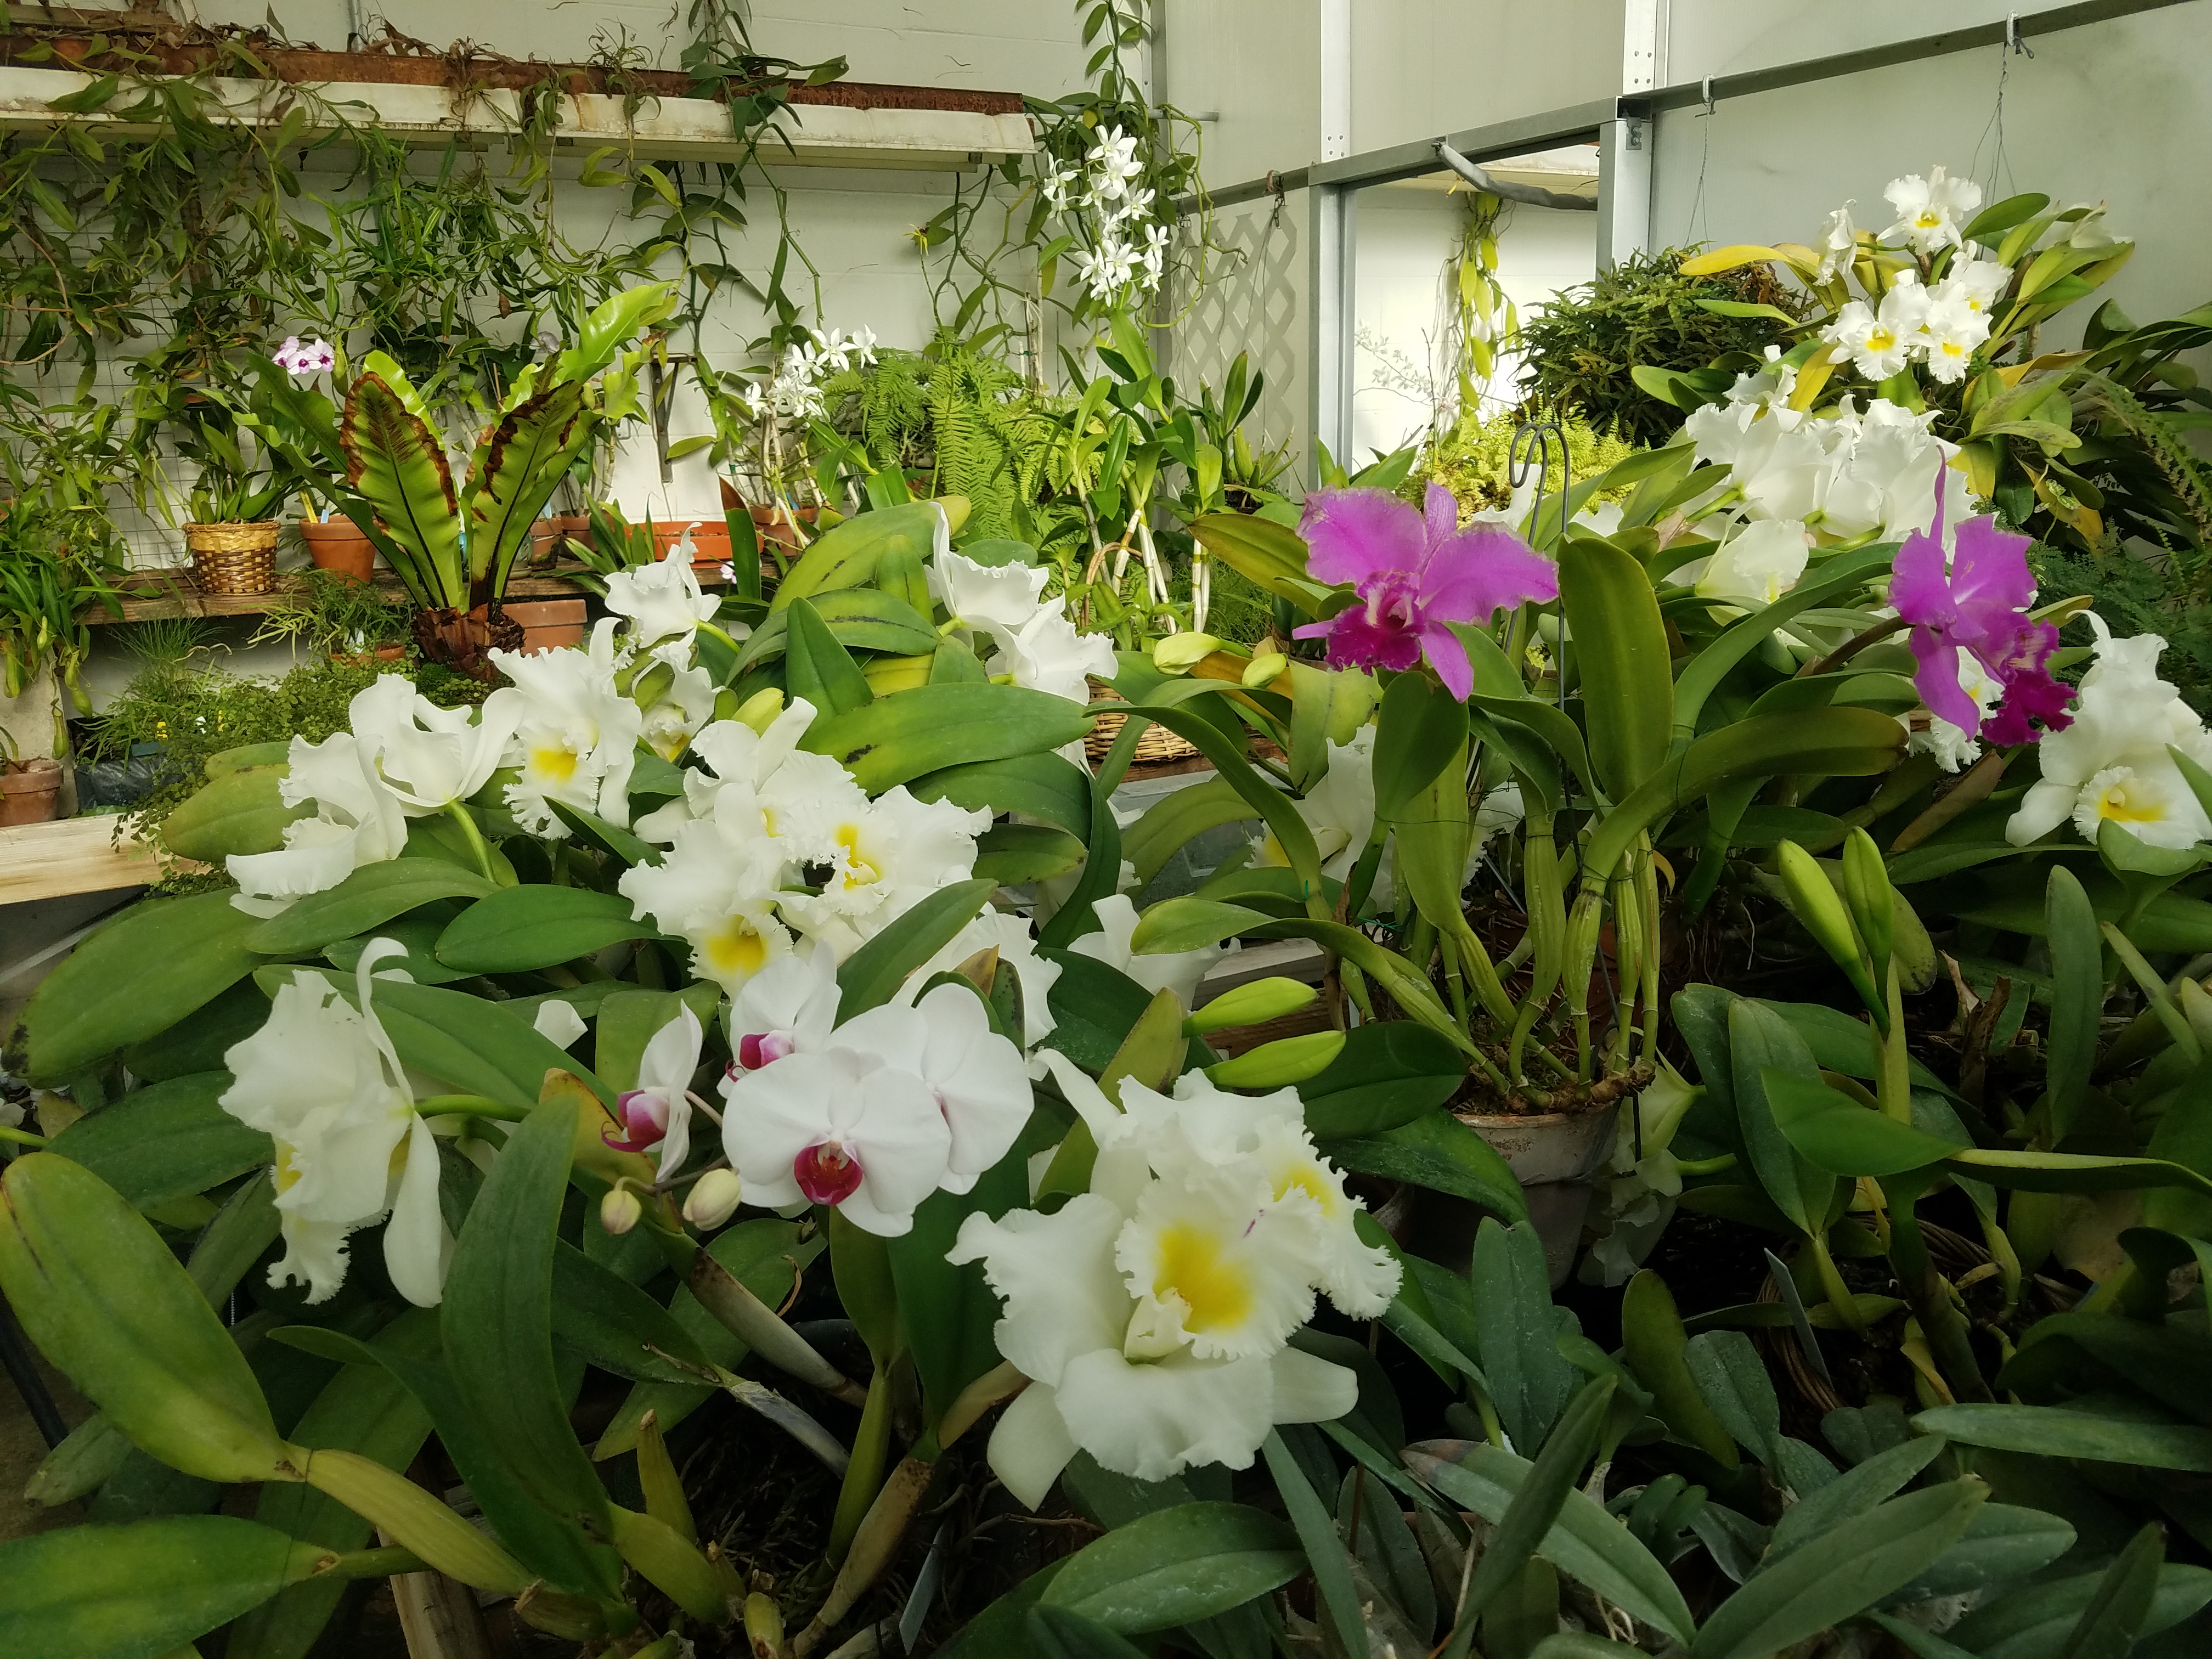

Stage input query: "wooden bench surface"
[{"left": 0, "top": 815, "right": 196, "bottom": 904}]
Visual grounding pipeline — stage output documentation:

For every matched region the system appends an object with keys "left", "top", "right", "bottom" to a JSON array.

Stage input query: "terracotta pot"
[
  {"left": 651, "top": 518, "right": 733, "bottom": 577},
  {"left": 1, "top": 757, "right": 64, "bottom": 826},
  {"left": 749, "top": 504, "right": 818, "bottom": 555},
  {"left": 411, "top": 603, "right": 524, "bottom": 682},
  {"left": 301, "top": 518, "right": 376, "bottom": 583},
  {"left": 329, "top": 644, "right": 407, "bottom": 669},
  {"left": 501, "top": 598, "right": 588, "bottom": 655}
]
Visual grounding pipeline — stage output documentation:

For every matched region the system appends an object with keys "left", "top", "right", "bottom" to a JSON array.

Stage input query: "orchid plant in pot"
[{"left": 242, "top": 283, "right": 676, "bottom": 680}]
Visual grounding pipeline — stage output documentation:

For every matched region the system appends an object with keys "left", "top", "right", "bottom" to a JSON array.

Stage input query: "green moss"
[{"left": 1413, "top": 408, "right": 1640, "bottom": 517}]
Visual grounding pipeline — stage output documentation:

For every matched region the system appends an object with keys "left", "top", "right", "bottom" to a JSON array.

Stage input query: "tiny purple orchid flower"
[
  {"left": 1891, "top": 496, "right": 2073, "bottom": 746},
  {"left": 1291, "top": 483, "right": 1558, "bottom": 699}
]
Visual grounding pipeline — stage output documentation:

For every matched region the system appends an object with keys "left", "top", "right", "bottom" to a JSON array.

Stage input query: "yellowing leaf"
[{"left": 1679, "top": 244, "right": 1783, "bottom": 276}]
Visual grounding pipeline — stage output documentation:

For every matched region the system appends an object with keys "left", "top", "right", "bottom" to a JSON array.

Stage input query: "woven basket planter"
[
  {"left": 1085, "top": 680, "right": 1200, "bottom": 766},
  {"left": 185, "top": 521, "right": 280, "bottom": 596}
]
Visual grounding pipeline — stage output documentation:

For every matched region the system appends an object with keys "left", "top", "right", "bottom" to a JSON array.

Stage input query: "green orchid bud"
[
  {"left": 1841, "top": 827, "right": 1894, "bottom": 973},
  {"left": 1242, "top": 648, "right": 1288, "bottom": 689},
  {"left": 1184, "top": 976, "right": 1319, "bottom": 1035},
  {"left": 1152, "top": 632, "right": 1224, "bottom": 674},
  {"left": 600, "top": 1184, "right": 643, "bottom": 1237},
  {"left": 1204, "top": 1029, "right": 1346, "bottom": 1089},
  {"left": 735, "top": 686, "right": 785, "bottom": 732},
  {"left": 1776, "top": 839, "right": 1881, "bottom": 1015},
  {"left": 629, "top": 659, "right": 675, "bottom": 710}
]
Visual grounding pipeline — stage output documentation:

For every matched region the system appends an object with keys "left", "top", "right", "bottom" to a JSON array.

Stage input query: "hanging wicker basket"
[
  {"left": 184, "top": 521, "right": 280, "bottom": 596},
  {"left": 1086, "top": 679, "right": 1200, "bottom": 766}
]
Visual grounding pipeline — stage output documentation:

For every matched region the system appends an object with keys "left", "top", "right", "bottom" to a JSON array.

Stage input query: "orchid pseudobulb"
[{"left": 1293, "top": 483, "right": 1558, "bottom": 699}]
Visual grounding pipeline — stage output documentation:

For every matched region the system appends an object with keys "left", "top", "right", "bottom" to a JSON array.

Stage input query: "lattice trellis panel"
[{"left": 1166, "top": 195, "right": 1306, "bottom": 486}]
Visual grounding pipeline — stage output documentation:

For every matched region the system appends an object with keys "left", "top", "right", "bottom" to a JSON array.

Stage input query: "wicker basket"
[
  {"left": 1086, "top": 680, "right": 1201, "bottom": 766},
  {"left": 185, "top": 521, "right": 280, "bottom": 596}
]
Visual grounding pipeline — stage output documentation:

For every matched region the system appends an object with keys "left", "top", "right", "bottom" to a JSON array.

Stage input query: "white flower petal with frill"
[
  {"left": 348, "top": 674, "right": 517, "bottom": 812},
  {"left": 719, "top": 1046, "right": 952, "bottom": 1235},
  {"left": 218, "top": 943, "right": 451, "bottom": 1306},
  {"left": 902, "top": 904, "right": 1063, "bottom": 1048},
  {"left": 228, "top": 731, "right": 410, "bottom": 909},
  {"left": 617, "top": 814, "right": 797, "bottom": 995},
  {"left": 1068, "top": 894, "right": 1222, "bottom": 1007},
  {"left": 930, "top": 549, "right": 1051, "bottom": 650},
  {"left": 605, "top": 548, "right": 722, "bottom": 649},
  {"left": 995, "top": 605, "right": 1119, "bottom": 705},
  {"left": 640, "top": 662, "right": 719, "bottom": 763},
  {"left": 488, "top": 621, "right": 642, "bottom": 833},
  {"left": 777, "top": 786, "right": 990, "bottom": 958},
  {"left": 1696, "top": 519, "right": 1810, "bottom": 608}
]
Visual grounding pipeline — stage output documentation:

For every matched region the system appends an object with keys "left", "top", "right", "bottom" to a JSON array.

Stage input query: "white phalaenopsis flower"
[
  {"left": 603, "top": 1006, "right": 706, "bottom": 1177},
  {"left": 1882, "top": 165, "right": 1982, "bottom": 254},
  {"left": 228, "top": 729, "right": 409, "bottom": 910},
  {"left": 487, "top": 620, "right": 643, "bottom": 835},
  {"left": 1814, "top": 202, "right": 1858, "bottom": 283},
  {"left": 1069, "top": 894, "right": 1223, "bottom": 1007},
  {"left": 948, "top": 1058, "right": 1390, "bottom": 1505},
  {"left": 1087, "top": 126, "right": 1143, "bottom": 198},
  {"left": 728, "top": 944, "right": 842, "bottom": 1071},
  {"left": 720, "top": 984, "right": 1029, "bottom": 1232},
  {"left": 219, "top": 941, "right": 451, "bottom": 1307},
  {"left": 605, "top": 546, "right": 722, "bottom": 651},
  {"left": 2007, "top": 617, "right": 2212, "bottom": 850},
  {"left": 1826, "top": 278, "right": 1929, "bottom": 380},
  {"left": 1696, "top": 518, "right": 1812, "bottom": 608}
]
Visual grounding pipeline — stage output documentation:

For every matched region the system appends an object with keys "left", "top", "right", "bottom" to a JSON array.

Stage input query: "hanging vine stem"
[{"left": 1509, "top": 417, "right": 1572, "bottom": 707}]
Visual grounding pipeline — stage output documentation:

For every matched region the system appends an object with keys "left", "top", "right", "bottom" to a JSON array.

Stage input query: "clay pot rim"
[
  {"left": 1454, "top": 1101, "right": 1621, "bottom": 1131},
  {"left": 2, "top": 755, "right": 64, "bottom": 780}
]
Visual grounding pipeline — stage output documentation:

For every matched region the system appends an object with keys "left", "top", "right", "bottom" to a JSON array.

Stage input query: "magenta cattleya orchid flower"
[
  {"left": 1291, "top": 484, "right": 1558, "bottom": 698},
  {"left": 1891, "top": 497, "right": 2074, "bottom": 747}
]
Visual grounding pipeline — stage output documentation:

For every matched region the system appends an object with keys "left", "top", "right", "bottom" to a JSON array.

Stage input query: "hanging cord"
[
  {"left": 1510, "top": 418, "right": 1571, "bottom": 710},
  {"left": 1684, "top": 78, "right": 1717, "bottom": 245},
  {"left": 1973, "top": 14, "right": 2032, "bottom": 203}
]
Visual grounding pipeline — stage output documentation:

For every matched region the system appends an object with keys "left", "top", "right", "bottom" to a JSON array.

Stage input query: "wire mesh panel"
[{"left": 1167, "top": 194, "right": 1307, "bottom": 488}]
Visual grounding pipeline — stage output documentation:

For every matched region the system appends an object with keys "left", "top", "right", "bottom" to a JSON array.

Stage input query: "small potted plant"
[
  {"left": 0, "top": 725, "right": 64, "bottom": 825},
  {"left": 248, "top": 566, "right": 409, "bottom": 665},
  {"left": 151, "top": 401, "right": 298, "bottom": 597}
]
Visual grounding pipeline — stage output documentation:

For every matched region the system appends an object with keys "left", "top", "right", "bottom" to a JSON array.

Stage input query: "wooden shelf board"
[
  {"left": 95, "top": 571, "right": 594, "bottom": 624},
  {"left": 0, "top": 815, "right": 200, "bottom": 905}
]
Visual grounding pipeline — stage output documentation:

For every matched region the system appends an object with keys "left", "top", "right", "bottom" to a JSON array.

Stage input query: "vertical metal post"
[
  {"left": 1308, "top": 184, "right": 1356, "bottom": 475},
  {"left": 1596, "top": 117, "right": 1652, "bottom": 270},
  {"left": 1319, "top": 0, "right": 1352, "bottom": 162}
]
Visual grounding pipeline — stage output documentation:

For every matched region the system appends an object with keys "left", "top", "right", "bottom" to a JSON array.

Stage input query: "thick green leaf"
[
  {"left": 160, "top": 765, "right": 310, "bottom": 862},
  {"left": 785, "top": 595, "right": 874, "bottom": 716},
  {"left": 1372, "top": 672, "right": 1468, "bottom": 822},
  {"left": 1123, "top": 777, "right": 1260, "bottom": 887},
  {"left": 1944, "top": 1148, "right": 2212, "bottom": 1200},
  {"left": 1588, "top": 707, "right": 1905, "bottom": 883},
  {"left": 49, "top": 1073, "right": 269, "bottom": 1210},
  {"left": 1244, "top": 917, "right": 1476, "bottom": 1054},
  {"left": 889, "top": 1135, "right": 1034, "bottom": 1429},
  {"left": 909, "top": 752, "right": 1093, "bottom": 840},
  {"left": 1761, "top": 1434, "right": 1946, "bottom": 1565},
  {"left": 1131, "top": 896, "right": 1269, "bottom": 954},
  {"left": 1187, "top": 511, "right": 1323, "bottom": 612},
  {"left": 1470, "top": 1218, "right": 1576, "bottom": 1455},
  {"left": 1763, "top": 1068, "right": 1961, "bottom": 1176},
  {"left": 341, "top": 371, "right": 465, "bottom": 602},
  {"left": 1621, "top": 1271, "right": 1737, "bottom": 1468},
  {"left": 440, "top": 1099, "right": 623, "bottom": 1599},
  {"left": 1324, "top": 1108, "right": 1526, "bottom": 1221},
  {"left": 433, "top": 884, "right": 659, "bottom": 973},
  {"left": 1299, "top": 1022, "right": 1466, "bottom": 1138},
  {"left": 1912, "top": 1403, "right": 2212, "bottom": 1470},
  {"left": 1726, "top": 1002, "right": 1837, "bottom": 1234},
  {"left": 2045, "top": 865, "right": 2101, "bottom": 1146},
  {"left": 370, "top": 977, "right": 612, "bottom": 1110},
  {"left": 1038, "top": 950, "right": 1157, "bottom": 1074},
  {"left": 1039, "top": 1502, "right": 1304, "bottom": 1633},
  {"left": 1670, "top": 545, "right": 1894, "bottom": 738},
  {"left": 546, "top": 798, "right": 659, "bottom": 868},
  {"left": 974, "top": 822, "right": 1087, "bottom": 883},
  {"left": 1688, "top": 1482, "right": 1984, "bottom": 1659},
  {"left": 802, "top": 684, "right": 1093, "bottom": 793},
  {"left": 1949, "top": 1561, "right": 2212, "bottom": 1658},
  {"left": 835, "top": 878, "right": 994, "bottom": 1016},
  {"left": 0, "top": 1514, "right": 326, "bottom": 1659},
  {"left": 771, "top": 499, "right": 943, "bottom": 612},
  {"left": 1683, "top": 1331, "right": 1784, "bottom": 1468},
  {"left": 1021, "top": 1605, "right": 1153, "bottom": 1657},
  {"left": 1262, "top": 1433, "right": 1367, "bottom": 1658},
  {"left": 119, "top": 980, "right": 270, "bottom": 1084},
  {"left": 1886, "top": 1502, "right": 2077, "bottom": 1605},
  {"left": 245, "top": 860, "right": 496, "bottom": 956},
  {"left": 550, "top": 1243, "right": 709, "bottom": 1386},
  {"left": 16, "top": 893, "right": 267, "bottom": 1084},
  {"left": 736, "top": 585, "right": 939, "bottom": 671},
  {"left": 1560, "top": 537, "right": 1671, "bottom": 799},
  {"left": 0, "top": 1153, "right": 287, "bottom": 1483}
]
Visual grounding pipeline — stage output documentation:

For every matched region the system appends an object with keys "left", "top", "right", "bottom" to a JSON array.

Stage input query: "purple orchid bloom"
[
  {"left": 1891, "top": 494, "right": 2073, "bottom": 745},
  {"left": 1291, "top": 483, "right": 1558, "bottom": 698}
]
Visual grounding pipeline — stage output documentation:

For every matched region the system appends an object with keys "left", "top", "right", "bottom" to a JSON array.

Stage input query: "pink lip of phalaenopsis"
[
  {"left": 1890, "top": 489, "right": 2074, "bottom": 745},
  {"left": 602, "top": 1088, "right": 671, "bottom": 1154},
  {"left": 725, "top": 1030, "right": 795, "bottom": 1079},
  {"left": 793, "top": 1140, "right": 864, "bottom": 1206},
  {"left": 1290, "top": 483, "right": 1558, "bottom": 699}
]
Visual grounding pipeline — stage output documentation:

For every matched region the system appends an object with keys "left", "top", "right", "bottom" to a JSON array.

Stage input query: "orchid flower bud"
[
  {"left": 600, "top": 1185, "right": 644, "bottom": 1237},
  {"left": 1184, "top": 977, "right": 1319, "bottom": 1036},
  {"left": 684, "top": 1169, "right": 744, "bottom": 1231},
  {"left": 735, "top": 686, "right": 786, "bottom": 733},
  {"left": 1242, "top": 648, "right": 1288, "bottom": 689},
  {"left": 1775, "top": 840, "right": 1881, "bottom": 1016},
  {"left": 1204, "top": 1029, "right": 1346, "bottom": 1089},
  {"left": 1841, "top": 827, "right": 1895, "bottom": 974},
  {"left": 1152, "top": 632, "right": 1223, "bottom": 674}
]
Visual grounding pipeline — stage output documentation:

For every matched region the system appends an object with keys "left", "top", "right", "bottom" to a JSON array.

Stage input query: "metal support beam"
[
  {"left": 1308, "top": 184, "right": 1356, "bottom": 474},
  {"left": 1596, "top": 117, "right": 1651, "bottom": 269}
]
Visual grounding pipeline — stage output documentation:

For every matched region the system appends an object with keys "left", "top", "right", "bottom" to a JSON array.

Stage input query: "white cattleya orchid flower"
[
  {"left": 777, "top": 786, "right": 992, "bottom": 959},
  {"left": 1696, "top": 518, "right": 1811, "bottom": 608},
  {"left": 604, "top": 1005, "right": 706, "bottom": 1177},
  {"left": 228, "top": 730, "right": 409, "bottom": 912},
  {"left": 605, "top": 545, "right": 723, "bottom": 650},
  {"left": 639, "top": 662, "right": 719, "bottom": 763},
  {"left": 1909, "top": 652, "right": 2002, "bottom": 774},
  {"left": 997, "top": 605, "right": 1119, "bottom": 705},
  {"left": 218, "top": 940, "right": 452, "bottom": 1307},
  {"left": 487, "top": 620, "right": 643, "bottom": 834},
  {"left": 1938, "top": 253, "right": 2011, "bottom": 315},
  {"left": 930, "top": 548, "right": 1052, "bottom": 649},
  {"left": 633, "top": 698, "right": 822, "bottom": 840},
  {"left": 901, "top": 904, "right": 1064, "bottom": 1049},
  {"left": 949, "top": 1054, "right": 1385, "bottom": 1505},
  {"left": 1826, "top": 278, "right": 1930, "bottom": 381},
  {"left": 348, "top": 674, "right": 519, "bottom": 813},
  {"left": 2007, "top": 617, "right": 2212, "bottom": 850},
  {"left": 1881, "top": 166, "right": 1982, "bottom": 254},
  {"left": 621, "top": 810, "right": 799, "bottom": 995},
  {"left": 1813, "top": 202, "right": 1858, "bottom": 283},
  {"left": 1917, "top": 293, "right": 1990, "bottom": 385},
  {"left": 1068, "top": 894, "right": 1223, "bottom": 1007}
]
